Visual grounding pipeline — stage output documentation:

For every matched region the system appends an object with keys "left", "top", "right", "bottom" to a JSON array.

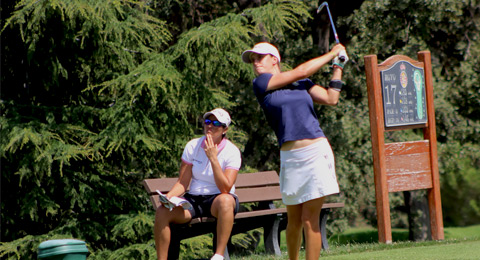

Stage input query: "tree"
[{"left": 1, "top": 0, "right": 314, "bottom": 258}]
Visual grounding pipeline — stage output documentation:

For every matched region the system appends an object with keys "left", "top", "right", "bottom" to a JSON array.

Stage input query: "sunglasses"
[{"left": 204, "top": 119, "right": 225, "bottom": 127}]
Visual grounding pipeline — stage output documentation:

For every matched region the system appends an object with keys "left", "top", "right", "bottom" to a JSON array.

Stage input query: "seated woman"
[{"left": 154, "top": 108, "right": 242, "bottom": 260}]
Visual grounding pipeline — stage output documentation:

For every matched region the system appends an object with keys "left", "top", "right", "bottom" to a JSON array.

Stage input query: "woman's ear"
[{"left": 272, "top": 56, "right": 279, "bottom": 65}]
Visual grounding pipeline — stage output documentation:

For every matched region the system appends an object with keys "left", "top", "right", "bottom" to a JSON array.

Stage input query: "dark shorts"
[{"left": 183, "top": 193, "right": 239, "bottom": 219}]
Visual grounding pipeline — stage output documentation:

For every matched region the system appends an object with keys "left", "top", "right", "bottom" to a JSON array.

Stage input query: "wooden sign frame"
[{"left": 364, "top": 51, "right": 444, "bottom": 243}]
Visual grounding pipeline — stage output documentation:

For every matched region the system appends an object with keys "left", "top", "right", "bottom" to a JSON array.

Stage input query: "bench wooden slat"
[
  {"left": 235, "top": 171, "right": 280, "bottom": 188},
  {"left": 320, "top": 202, "right": 345, "bottom": 209},
  {"left": 236, "top": 208, "right": 286, "bottom": 219},
  {"left": 143, "top": 178, "right": 179, "bottom": 194},
  {"left": 234, "top": 202, "right": 344, "bottom": 219},
  {"left": 235, "top": 186, "right": 281, "bottom": 203}
]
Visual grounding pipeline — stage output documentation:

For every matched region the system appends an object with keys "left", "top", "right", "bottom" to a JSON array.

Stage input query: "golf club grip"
[{"left": 338, "top": 50, "right": 347, "bottom": 62}]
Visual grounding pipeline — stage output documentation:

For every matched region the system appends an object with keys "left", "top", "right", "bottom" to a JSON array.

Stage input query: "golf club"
[{"left": 317, "top": 1, "right": 347, "bottom": 62}]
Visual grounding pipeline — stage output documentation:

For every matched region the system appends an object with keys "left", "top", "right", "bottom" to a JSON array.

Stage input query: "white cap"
[
  {"left": 203, "top": 108, "right": 231, "bottom": 127},
  {"left": 241, "top": 42, "right": 281, "bottom": 63}
]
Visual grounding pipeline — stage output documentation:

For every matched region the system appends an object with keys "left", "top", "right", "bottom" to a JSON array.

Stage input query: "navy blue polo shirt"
[{"left": 253, "top": 73, "right": 325, "bottom": 147}]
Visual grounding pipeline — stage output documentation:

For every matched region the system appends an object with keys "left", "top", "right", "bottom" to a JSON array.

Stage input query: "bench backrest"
[{"left": 143, "top": 171, "right": 282, "bottom": 209}]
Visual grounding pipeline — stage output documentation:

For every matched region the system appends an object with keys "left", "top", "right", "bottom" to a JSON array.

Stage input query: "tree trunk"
[{"left": 404, "top": 190, "right": 432, "bottom": 241}]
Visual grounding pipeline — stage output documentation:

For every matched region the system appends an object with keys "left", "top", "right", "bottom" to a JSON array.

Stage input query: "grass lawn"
[
  {"left": 321, "top": 240, "right": 480, "bottom": 259},
  {"left": 229, "top": 224, "right": 480, "bottom": 260}
]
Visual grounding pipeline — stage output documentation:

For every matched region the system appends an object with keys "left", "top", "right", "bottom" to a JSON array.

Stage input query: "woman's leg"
[
  {"left": 210, "top": 193, "right": 236, "bottom": 257},
  {"left": 154, "top": 205, "right": 192, "bottom": 260},
  {"left": 302, "top": 197, "right": 325, "bottom": 260},
  {"left": 286, "top": 204, "right": 303, "bottom": 260}
]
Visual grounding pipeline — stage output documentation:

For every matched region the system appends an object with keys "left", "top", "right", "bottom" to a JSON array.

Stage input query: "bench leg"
[
  {"left": 320, "top": 208, "right": 331, "bottom": 250},
  {"left": 168, "top": 227, "right": 181, "bottom": 260},
  {"left": 264, "top": 215, "right": 282, "bottom": 255}
]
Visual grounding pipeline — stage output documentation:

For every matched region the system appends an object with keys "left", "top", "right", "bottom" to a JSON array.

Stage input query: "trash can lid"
[{"left": 38, "top": 239, "right": 88, "bottom": 258}]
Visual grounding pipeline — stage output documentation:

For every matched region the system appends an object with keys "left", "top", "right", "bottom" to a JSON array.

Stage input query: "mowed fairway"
[{"left": 322, "top": 240, "right": 480, "bottom": 260}]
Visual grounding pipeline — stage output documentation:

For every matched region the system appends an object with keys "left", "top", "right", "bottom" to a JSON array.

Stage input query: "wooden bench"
[{"left": 143, "top": 171, "right": 344, "bottom": 260}]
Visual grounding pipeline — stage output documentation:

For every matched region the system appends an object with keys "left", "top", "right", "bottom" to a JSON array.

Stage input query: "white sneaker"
[{"left": 210, "top": 254, "right": 224, "bottom": 260}]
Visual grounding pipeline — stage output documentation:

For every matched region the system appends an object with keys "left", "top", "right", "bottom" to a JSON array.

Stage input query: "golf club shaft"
[
  {"left": 318, "top": 2, "right": 345, "bottom": 61},
  {"left": 324, "top": 4, "right": 340, "bottom": 44}
]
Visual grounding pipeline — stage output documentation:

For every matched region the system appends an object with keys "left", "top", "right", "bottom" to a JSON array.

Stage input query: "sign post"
[{"left": 364, "top": 51, "right": 444, "bottom": 243}]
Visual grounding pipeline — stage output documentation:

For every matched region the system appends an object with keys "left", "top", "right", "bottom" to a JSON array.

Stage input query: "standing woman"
[
  {"left": 154, "top": 108, "right": 241, "bottom": 260},
  {"left": 241, "top": 42, "right": 348, "bottom": 260}
]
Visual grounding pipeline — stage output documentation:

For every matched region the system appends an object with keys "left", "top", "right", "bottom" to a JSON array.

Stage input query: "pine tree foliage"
[
  {"left": 1, "top": 0, "right": 176, "bottom": 255},
  {"left": 1, "top": 0, "right": 320, "bottom": 258},
  {"left": 243, "top": 0, "right": 311, "bottom": 40}
]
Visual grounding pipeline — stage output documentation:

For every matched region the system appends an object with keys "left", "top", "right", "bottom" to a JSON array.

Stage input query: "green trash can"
[{"left": 38, "top": 239, "right": 89, "bottom": 260}]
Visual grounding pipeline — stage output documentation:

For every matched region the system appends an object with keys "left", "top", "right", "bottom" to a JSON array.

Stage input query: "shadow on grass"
[{"left": 329, "top": 228, "right": 409, "bottom": 245}]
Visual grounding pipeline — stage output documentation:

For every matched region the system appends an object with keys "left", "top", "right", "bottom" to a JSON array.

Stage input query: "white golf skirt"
[{"left": 279, "top": 138, "right": 340, "bottom": 205}]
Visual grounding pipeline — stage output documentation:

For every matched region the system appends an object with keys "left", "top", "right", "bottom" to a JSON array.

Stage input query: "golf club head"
[{"left": 317, "top": 1, "right": 328, "bottom": 13}]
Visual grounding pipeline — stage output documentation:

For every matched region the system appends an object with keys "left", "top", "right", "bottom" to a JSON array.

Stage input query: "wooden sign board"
[{"left": 364, "top": 51, "right": 444, "bottom": 244}]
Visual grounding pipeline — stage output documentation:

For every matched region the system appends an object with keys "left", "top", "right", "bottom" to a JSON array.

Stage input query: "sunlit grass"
[{"left": 229, "top": 224, "right": 480, "bottom": 260}]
